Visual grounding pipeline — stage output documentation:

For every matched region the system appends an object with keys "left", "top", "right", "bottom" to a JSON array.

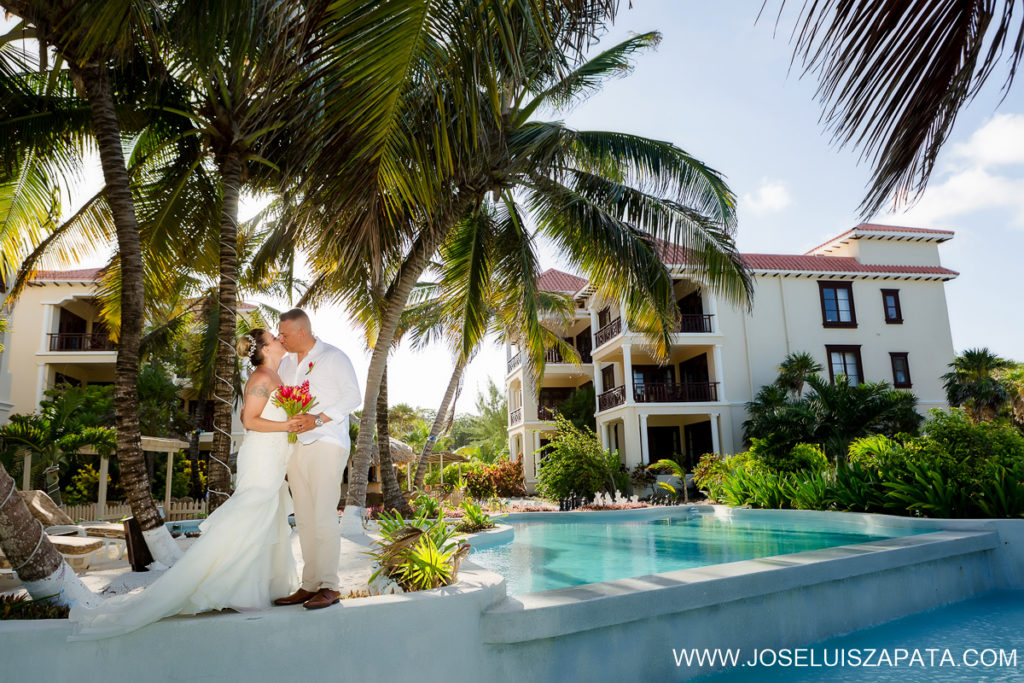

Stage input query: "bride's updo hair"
[{"left": 236, "top": 329, "right": 270, "bottom": 367}]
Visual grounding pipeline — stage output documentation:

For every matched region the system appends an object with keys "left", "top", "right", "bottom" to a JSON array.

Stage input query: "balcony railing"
[
  {"left": 507, "top": 352, "right": 522, "bottom": 374},
  {"left": 509, "top": 407, "right": 523, "bottom": 425},
  {"left": 544, "top": 348, "right": 563, "bottom": 363},
  {"left": 597, "top": 385, "right": 626, "bottom": 411},
  {"left": 594, "top": 317, "right": 622, "bottom": 347},
  {"left": 634, "top": 381, "right": 719, "bottom": 403},
  {"left": 537, "top": 406, "right": 557, "bottom": 421},
  {"left": 677, "top": 314, "right": 714, "bottom": 333},
  {"left": 48, "top": 333, "right": 115, "bottom": 352}
]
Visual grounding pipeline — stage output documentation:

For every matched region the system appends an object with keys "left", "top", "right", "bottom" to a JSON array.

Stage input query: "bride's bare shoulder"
[{"left": 244, "top": 369, "right": 278, "bottom": 398}]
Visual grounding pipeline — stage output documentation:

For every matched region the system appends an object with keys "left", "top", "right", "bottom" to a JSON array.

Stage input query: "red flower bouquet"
[{"left": 273, "top": 381, "right": 319, "bottom": 443}]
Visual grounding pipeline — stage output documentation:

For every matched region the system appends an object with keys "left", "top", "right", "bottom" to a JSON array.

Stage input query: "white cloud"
[
  {"left": 950, "top": 113, "right": 1024, "bottom": 167},
  {"left": 741, "top": 179, "right": 792, "bottom": 215},
  {"left": 882, "top": 113, "right": 1024, "bottom": 229}
]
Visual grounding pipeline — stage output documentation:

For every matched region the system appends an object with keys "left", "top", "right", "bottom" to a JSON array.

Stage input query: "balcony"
[
  {"left": 677, "top": 314, "right": 714, "bottom": 333},
  {"left": 594, "top": 317, "right": 622, "bottom": 347},
  {"left": 598, "top": 385, "right": 626, "bottom": 411},
  {"left": 544, "top": 348, "right": 563, "bottom": 363},
  {"left": 509, "top": 407, "right": 523, "bottom": 425},
  {"left": 537, "top": 406, "right": 557, "bottom": 420},
  {"left": 634, "top": 381, "right": 719, "bottom": 403},
  {"left": 507, "top": 352, "right": 522, "bottom": 374},
  {"left": 48, "top": 333, "right": 115, "bottom": 352}
]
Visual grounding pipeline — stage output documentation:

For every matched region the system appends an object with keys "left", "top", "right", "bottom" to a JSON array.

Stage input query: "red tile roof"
[
  {"left": 806, "top": 222, "right": 954, "bottom": 254},
  {"left": 31, "top": 268, "right": 103, "bottom": 281},
  {"left": 537, "top": 268, "right": 587, "bottom": 293},
  {"left": 741, "top": 253, "right": 958, "bottom": 277}
]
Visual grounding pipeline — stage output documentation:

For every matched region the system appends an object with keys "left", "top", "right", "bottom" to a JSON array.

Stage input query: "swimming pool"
[
  {"left": 470, "top": 508, "right": 922, "bottom": 594},
  {"left": 696, "top": 590, "right": 1024, "bottom": 682}
]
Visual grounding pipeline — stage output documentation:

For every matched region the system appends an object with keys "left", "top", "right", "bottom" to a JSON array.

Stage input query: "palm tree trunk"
[
  {"left": 207, "top": 153, "right": 243, "bottom": 514},
  {"left": 76, "top": 65, "right": 180, "bottom": 566},
  {"left": 187, "top": 400, "right": 205, "bottom": 499},
  {"left": 375, "top": 366, "right": 411, "bottom": 515},
  {"left": 413, "top": 357, "right": 467, "bottom": 490},
  {"left": 344, "top": 189, "right": 481, "bottom": 528},
  {"left": 0, "top": 463, "right": 97, "bottom": 606}
]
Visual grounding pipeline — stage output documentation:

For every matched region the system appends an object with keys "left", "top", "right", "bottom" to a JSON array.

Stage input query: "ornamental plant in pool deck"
[{"left": 273, "top": 382, "right": 318, "bottom": 443}]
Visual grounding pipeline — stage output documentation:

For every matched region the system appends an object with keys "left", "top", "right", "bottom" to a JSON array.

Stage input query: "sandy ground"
[{"left": 3, "top": 530, "right": 380, "bottom": 599}]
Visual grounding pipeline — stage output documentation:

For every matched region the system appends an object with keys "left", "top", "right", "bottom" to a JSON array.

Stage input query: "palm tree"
[
  {"left": 942, "top": 348, "right": 1013, "bottom": 423},
  {"left": 775, "top": 351, "right": 823, "bottom": 398},
  {"left": 0, "top": 462, "right": 96, "bottom": 604},
  {"left": 403, "top": 199, "right": 576, "bottom": 489},
  {"left": 0, "top": 3, "right": 182, "bottom": 563},
  {"left": 783, "top": 0, "right": 1024, "bottom": 215},
  {"left": 302, "top": 24, "right": 752, "bottom": 515}
]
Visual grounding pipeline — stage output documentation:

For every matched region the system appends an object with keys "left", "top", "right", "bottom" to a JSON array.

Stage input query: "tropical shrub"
[
  {"left": 454, "top": 500, "right": 496, "bottom": 533},
  {"left": 629, "top": 463, "right": 657, "bottom": 490},
  {"left": 490, "top": 456, "right": 527, "bottom": 497},
  {"left": 369, "top": 508, "right": 468, "bottom": 592},
  {"left": 63, "top": 464, "right": 121, "bottom": 506},
  {"left": 536, "top": 416, "right": 619, "bottom": 501},
  {"left": 692, "top": 453, "right": 728, "bottom": 499},
  {"left": 0, "top": 594, "right": 69, "bottom": 620},
  {"left": 464, "top": 467, "right": 497, "bottom": 499}
]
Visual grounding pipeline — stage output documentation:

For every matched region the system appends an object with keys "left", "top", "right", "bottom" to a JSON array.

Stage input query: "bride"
[{"left": 69, "top": 329, "right": 299, "bottom": 640}]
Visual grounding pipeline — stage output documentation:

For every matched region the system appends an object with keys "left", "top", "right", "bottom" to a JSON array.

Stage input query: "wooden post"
[
  {"left": 97, "top": 455, "right": 109, "bottom": 519},
  {"left": 22, "top": 451, "right": 31, "bottom": 491},
  {"left": 164, "top": 451, "right": 173, "bottom": 514}
]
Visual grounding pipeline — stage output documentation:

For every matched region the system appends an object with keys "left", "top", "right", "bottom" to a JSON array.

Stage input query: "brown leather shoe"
[
  {"left": 303, "top": 588, "right": 342, "bottom": 610},
  {"left": 273, "top": 588, "right": 318, "bottom": 606}
]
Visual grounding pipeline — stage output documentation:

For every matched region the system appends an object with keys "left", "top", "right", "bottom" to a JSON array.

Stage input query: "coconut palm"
[
  {"left": 0, "top": 463, "right": 96, "bottom": 604},
  {"left": 302, "top": 25, "right": 752, "bottom": 513},
  {"left": 775, "top": 351, "right": 823, "bottom": 398},
  {"left": 784, "top": 0, "right": 1024, "bottom": 215},
  {"left": 942, "top": 348, "right": 1013, "bottom": 423},
  {"left": 0, "top": 2, "right": 183, "bottom": 563},
  {"left": 403, "top": 198, "right": 577, "bottom": 490}
]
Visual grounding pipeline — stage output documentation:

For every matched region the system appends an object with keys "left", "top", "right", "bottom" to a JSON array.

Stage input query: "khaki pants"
[{"left": 287, "top": 440, "right": 347, "bottom": 591}]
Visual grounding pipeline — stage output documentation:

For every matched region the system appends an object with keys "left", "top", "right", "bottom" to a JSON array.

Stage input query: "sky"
[{"left": 5, "top": 3, "right": 1023, "bottom": 414}]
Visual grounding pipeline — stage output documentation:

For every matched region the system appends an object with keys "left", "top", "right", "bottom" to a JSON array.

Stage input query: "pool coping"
[{"left": 480, "top": 528, "right": 999, "bottom": 644}]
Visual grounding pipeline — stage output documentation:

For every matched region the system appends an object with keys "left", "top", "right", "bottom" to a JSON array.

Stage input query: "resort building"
[
  {"left": 0, "top": 267, "right": 245, "bottom": 443},
  {"left": 505, "top": 223, "right": 958, "bottom": 491}
]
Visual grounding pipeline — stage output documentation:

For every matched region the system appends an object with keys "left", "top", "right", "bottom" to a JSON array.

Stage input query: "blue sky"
[{"left": 6, "top": 4, "right": 1022, "bottom": 413}]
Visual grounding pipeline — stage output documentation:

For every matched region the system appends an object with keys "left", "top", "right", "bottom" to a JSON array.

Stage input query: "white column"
[
  {"left": 619, "top": 297, "right": 629, "bottom": 333},
  {"left": 713, "top": 344, "right": 726, "bottom": 403},
  {"left": 640, "top": 413, "right": 650, "bottom": 465},
  {"left": 599, "top": 420, "right": 609, "bottom": 450},
  {"left": 589, "top": 307, "right": 599, "bottom": 339},
  {"left": 97, "top": 455, "right": 109, "bottom": 516},
  {"left": 622, "top": 345, "right": 634, "bottom": 404},
  {"left": 35, "top": 364, "right": 47, "bottom": 409},
  {"left": 593, "top": 361, "right": 604, "bottom": 416},
  {"left": 711, "top": 412, "right": 721, "bottom": 454},
  {"left": 622, "top": 414, "right": 642, "bottom": 468},
  {"left": 706, "top": 291, "right": 718, "bottom": 333}
]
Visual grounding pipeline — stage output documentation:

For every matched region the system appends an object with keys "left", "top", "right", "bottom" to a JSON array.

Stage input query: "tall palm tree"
[
  {"left": 942, "top": 347, "right": 1013, "bottom": 423},
  {"left": 303, "top": 25, "right": 752, "bottom": 515},
  {"left": 0, "top": 2, "right": 184, "bottom": 564},
  {"left": 775, "top": 351, "right": 823, "bottom": 398},
  {"left": 783, "top": 0, "right": 1024, "bottom": 215},
  {"left": 403, "top": 198, "right": 576, "bottom": 490}
]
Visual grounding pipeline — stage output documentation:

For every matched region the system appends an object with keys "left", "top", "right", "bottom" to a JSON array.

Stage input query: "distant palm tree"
[
  {"left": 775, "top": 351, "right": 823, "bottom": 398},
  {"left": 942, "top": 348, "right": 1013, "bottom": 423},
  {"left": 782, "top": 0, "right": 1024, "bottom": 215}
]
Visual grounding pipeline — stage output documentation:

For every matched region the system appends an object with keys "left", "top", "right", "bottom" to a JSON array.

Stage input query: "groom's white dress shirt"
[{"left": 278, "top": 339, "right": 361, "bottom": 451}]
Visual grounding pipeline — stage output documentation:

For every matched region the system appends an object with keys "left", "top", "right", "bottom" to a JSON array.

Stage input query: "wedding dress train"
[{"left": 69, "top": 400, "right": 298, "bottom": 640}]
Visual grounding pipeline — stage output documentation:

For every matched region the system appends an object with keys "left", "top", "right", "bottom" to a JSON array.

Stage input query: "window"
[
  {"left": 890, "top": 352, "right": 912, "bottom": 388},
  {"left": 826, "top": 345, "right": 863, "bottom": 385},
  {"left": 601, "top": 364, "right": 616, "bottom": 390},
  {"left": 818, "top": 281, "right": 857, "bottom": 328},
  {"left": 597, "top": 306, "right": 611, "bottom": 329},
  {"left": 881, "top": 289, "right": 903, "bottom": 324}
]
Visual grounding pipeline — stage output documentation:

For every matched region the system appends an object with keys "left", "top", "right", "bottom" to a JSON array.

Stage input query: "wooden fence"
[{"left": 63, "top": 500, "right": 207, "bottom": 523}]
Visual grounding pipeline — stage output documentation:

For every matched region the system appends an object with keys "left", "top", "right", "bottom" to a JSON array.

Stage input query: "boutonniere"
[{"left": 305, "top": 361, "right": 315, "bottom": 376}]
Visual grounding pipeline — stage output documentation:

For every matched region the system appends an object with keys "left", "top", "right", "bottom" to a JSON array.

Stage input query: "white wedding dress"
[{"left": 69, "top": 400, "right": 299, "bottom": 640}]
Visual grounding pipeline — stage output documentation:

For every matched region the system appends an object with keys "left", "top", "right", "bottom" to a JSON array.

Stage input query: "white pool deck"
[{"left": 2, "top": 506, "right": 1023, "bottom": 683}]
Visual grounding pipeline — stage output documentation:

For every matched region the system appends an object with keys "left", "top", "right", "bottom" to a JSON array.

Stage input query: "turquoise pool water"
[
  {"left": 696, "top": 590, "right": 1024, "bottom": 682},
  {"left": 469, "top": 511, "right": 918, "bottom": 594}
]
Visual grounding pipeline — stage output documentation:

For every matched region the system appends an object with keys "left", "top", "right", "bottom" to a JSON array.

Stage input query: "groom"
[{"left": 273, "top": 309, "right": 361, "bottom": 609}]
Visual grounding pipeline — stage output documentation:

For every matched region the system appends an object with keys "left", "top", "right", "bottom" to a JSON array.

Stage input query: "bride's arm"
[{"left": 240, "top": 375, "right": 289, "bottom": 432}]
